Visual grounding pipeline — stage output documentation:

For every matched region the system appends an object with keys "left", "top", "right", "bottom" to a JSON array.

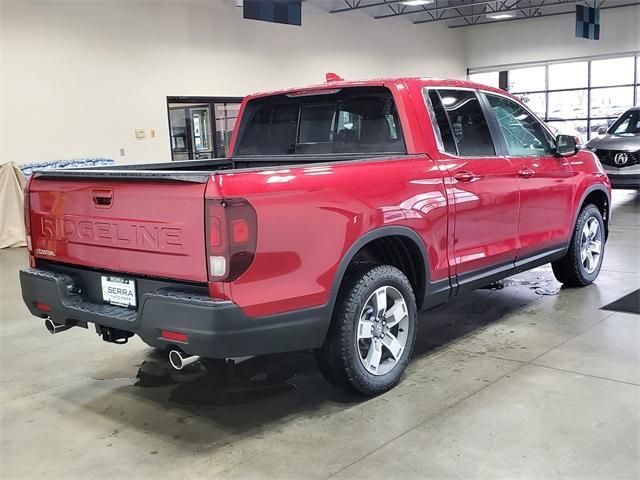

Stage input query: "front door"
[
  {"left": 482, "top": 93, "right": 574, "bottom": 259},
  {"left": 425, "top": 89, "right": 520, "bottom": 289}
]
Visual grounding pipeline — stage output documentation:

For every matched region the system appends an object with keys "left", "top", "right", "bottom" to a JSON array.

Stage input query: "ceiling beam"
[
  {"left": 375, "top": 0, "right": 501, "bottom": 18},
  {"left": 413, "top": 0, "right": 578, "bottom": 23},
  {"left": 330, "top": 0, "right": 402, "bottom": 13},
  {"left": 444, "top": 1, "right": 639, "bottom": 26}
]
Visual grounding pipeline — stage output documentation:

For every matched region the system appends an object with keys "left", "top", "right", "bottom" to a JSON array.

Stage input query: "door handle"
[
  {"left": 518, "top": 167, "right": 535, "bottom": 178},
  {"left": 454, "top": 171, "right": 476, "bottom": 183}
]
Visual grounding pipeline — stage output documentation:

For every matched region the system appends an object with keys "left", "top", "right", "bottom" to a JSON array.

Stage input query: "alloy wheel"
[
  {"left": 580, "top": 216, "right": 602, "bottom": 274},
  {"left": 356, "top": 286, "right": 409, "bottom": 376}
]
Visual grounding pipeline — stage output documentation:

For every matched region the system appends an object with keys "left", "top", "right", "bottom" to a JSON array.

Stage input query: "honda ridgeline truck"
[{"left": 20, "top": 76, "right": 611, "bottom": 395}]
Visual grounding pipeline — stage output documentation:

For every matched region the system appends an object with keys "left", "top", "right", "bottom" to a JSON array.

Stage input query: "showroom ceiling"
[{"left": 319, "top": 0, "right": 640, "bottom": 28}]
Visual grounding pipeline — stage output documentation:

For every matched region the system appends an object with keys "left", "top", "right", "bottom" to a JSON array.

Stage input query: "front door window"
[{"left": 485, "top": 94, "right": 555, "bottom": 156}]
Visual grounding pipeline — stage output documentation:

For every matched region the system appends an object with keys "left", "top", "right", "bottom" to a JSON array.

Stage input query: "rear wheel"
[
  {"left": 552, "top": 204, "right": 605, "bottom": 286},
  {"left": 315, "top": 264, "right": 417, "bottom": 395}
]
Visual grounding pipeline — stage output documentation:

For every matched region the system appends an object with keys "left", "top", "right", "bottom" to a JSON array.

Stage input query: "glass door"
[
  {"left": 169, "top": 106, "right": 189, "bottom": 161},
  {"left": 190, "top": 106, "right": 213, "bottom": 158},
  {"left": 214, "top": 103, "right": 241, "bottom": 158}
]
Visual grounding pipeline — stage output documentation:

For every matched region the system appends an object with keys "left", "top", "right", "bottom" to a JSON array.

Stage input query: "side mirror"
[
  {"left": 555, "top": 134, "right": 578, "bottom": 157},
  {"left": 597, "top": 126, "right": 608, "bottom": 135}
]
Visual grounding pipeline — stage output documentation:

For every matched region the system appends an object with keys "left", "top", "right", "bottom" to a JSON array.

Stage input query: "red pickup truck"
[{"left": 20, "top": 77, "right": 611, "bottom": 395}]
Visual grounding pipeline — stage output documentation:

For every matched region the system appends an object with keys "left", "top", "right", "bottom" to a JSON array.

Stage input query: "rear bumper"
[{"left": 19, "top": 268, "right": 329, "bottom": 358}]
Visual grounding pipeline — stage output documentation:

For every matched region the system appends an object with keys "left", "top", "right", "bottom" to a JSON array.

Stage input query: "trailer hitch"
[{"left": 97, "top": 326, "right": 133, "bottom": 344}]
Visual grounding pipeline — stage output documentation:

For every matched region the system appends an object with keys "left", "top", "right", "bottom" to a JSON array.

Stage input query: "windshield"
[
  {"left": 609, "top": 109, "right": 640, "bottom": 135},
  {"left": 235, "top": 87, "right": 405, "bottom": 156}
]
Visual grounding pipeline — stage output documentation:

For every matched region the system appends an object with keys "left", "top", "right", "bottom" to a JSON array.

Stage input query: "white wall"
[
  {"left": 465, "top": 5, "right": 640, "bottom": 69},
  {"left": 0, "top": 0, "right": 467, "bottom": 165}
]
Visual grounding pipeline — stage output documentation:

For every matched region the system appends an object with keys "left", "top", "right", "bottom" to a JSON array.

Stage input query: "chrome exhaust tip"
[
  {"left": 169, "top": 349, "right": 200, "bottom": 370},
  {"left": 45, "top": 318, "right": 72, "bottom": 335}
]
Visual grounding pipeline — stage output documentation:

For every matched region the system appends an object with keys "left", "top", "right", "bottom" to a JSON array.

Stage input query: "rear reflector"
[
  {"left": 36, "top": 302, "right": 51, "bottom": 313},
  {"left": 161, "top": 330, "right": 188, "bottom": 342}
]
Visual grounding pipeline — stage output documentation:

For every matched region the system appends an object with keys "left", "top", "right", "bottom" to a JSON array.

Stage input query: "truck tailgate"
[{"left": 28, "top": 178, "right": 208, "bottom": 282}]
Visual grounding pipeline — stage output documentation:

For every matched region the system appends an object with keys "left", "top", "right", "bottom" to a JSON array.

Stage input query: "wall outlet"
[
  {"left": 135, "top": 129, "right": 146, "bottom": 139},
  {"left": 150, "top": 129, "right": 156, "bottom": 138},
  {"left": 120, "top": 148, "right": 126, "bottom": 157}
]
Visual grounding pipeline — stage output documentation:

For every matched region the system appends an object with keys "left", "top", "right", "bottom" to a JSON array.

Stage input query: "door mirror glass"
[
  {"left": 555, "top": 134, "right": 578, "bottom": 157},
  {"left": 597, "top": 126, "right": 608, "bottom": 135}
]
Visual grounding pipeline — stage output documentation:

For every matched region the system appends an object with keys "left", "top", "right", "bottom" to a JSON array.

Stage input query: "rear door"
[
  {"left": 425, "top": 88, "right": 520, "bottom": 290},
  {"left": 482, "top": 92, "right": 574, "bottom": 258},
  {"left": 29, "top": 178, "right": 208, "bottom": 282}
]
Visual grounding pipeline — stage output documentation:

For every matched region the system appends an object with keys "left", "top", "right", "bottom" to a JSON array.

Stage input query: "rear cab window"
[{"left": 235, "top": 87, "right": 406, "bottom": 156}]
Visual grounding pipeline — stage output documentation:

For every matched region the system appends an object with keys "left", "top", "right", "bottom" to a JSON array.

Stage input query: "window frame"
[{"left": 166, "top": 96, "right": 243, "bottom": 161}]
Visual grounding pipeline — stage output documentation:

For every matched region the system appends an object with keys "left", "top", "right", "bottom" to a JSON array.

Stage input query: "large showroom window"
[
  {"left": 469, "top": 54, "right": 640, "bottom": 143},
  {"left": 167, "top": 96, "right": 242, "bottom": 160}
]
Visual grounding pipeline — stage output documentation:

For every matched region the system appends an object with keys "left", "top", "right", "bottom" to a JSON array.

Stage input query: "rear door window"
[
  {"left": 425, "top": 90, "right": 457, "bottom": 155},
  {"left": 236, "top": 87, "right": 405, "bottom": 156},
  {"left": 434, "top": 89, "right": 496, "bottom": 157}
]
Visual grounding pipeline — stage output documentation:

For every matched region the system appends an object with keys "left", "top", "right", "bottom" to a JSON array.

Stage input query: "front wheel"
[
  {"left": 552, "top": 204, "right": 605, "bottom": 287},
  {"left": 315, "top": 264, "right": 417, "bottom": 395}
]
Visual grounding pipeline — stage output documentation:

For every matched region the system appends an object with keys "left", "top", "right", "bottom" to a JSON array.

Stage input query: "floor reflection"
[
  {"left": 129, "top": 269, "right": 551, "bottom": 409},
  {"left": 134, "top": 351, "right": 317, "bottom": 407}
]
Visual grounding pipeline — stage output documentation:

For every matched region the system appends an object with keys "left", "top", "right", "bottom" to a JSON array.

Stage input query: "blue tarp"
[{"left": 20, "top": 158, "right": 114, "bottom": 176}]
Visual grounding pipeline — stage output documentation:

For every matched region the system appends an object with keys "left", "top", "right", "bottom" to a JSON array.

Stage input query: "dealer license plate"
[{"left": 101, "top": 275, "right": 137, "bottom": 308}]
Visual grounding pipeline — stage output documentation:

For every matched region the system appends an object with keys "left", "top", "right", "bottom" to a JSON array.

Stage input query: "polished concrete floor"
[{"left": 1, "top": 190, "right": 638, "bottom": 479}]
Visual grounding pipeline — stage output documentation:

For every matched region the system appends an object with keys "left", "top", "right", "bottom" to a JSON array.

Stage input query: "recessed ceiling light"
[
  {"left": 400, "top": 0, "right": 434, "bottom": 6},
  {"left": 486, "top": 12, "right": 516, "bottom": 19}
]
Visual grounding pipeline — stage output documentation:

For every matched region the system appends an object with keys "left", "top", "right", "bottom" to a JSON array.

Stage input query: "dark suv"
[{"left": 586, "top": 107, "right": 640, "bottom": 189}]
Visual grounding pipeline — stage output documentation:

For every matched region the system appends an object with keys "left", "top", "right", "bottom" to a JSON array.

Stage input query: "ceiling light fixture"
[
  {"left": 400, "top": 0, "right": 434, "bottom": 6},
  {"left": 486, "top": 12, "right": 516, "bottom": 19}
]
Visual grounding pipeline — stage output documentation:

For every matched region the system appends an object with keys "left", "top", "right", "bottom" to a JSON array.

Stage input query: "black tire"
[
  {"left": 315, "top": 263, "right": 417, "bottom": 395},
  {"left": 314, "top": 344, "right": 349, "bottom": 389},
  {"left": 552, "top": 204, "right": 605, "bottom": 287}
]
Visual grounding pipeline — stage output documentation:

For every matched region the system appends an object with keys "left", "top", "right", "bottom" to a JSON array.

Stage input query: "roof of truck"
[{"left": 246, "top": 76, "right": 508, "bottom": 100}]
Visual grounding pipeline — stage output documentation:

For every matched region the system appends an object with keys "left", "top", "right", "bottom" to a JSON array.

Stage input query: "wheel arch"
[
  {"left": 329, "top": 226, "right": 430, "bottom": 312},
  {"left": 575, "top": 185, "right": 610, "bottom": 241}
]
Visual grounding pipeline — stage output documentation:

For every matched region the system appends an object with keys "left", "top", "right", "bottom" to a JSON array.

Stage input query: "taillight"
[
  {"left": 23, "top": 176, "right": 35, "bottom": 267},
  {"left": 23, "top": 178, "right": 32, "bottom": 252},
  {"left": 205, "top": 198, "right": 257, "bottom": 282}
]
